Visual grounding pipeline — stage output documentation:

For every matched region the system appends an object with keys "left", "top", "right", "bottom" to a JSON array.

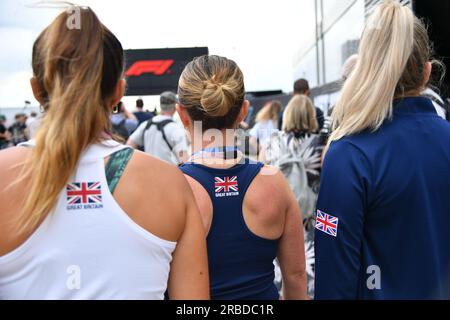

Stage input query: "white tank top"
[{"left": 0, "top": 140, "right": 177, "bottom": 300}]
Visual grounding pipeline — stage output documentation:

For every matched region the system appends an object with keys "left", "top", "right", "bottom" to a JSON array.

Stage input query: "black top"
[
  {"left": 0, "top": 123, "right": 7, "bottom": 144},
  {"left": 133, "top": 111, "right": 154, "bottom": 125}
]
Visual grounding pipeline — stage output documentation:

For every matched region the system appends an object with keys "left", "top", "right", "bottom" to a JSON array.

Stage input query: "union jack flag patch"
[
  {"left": 67, "top": 182, "right": 103, "bottom": 210},
  {"left": 315, "top": 210, "right": 339, "bottom": 237},
  {"left": 214, "top": 176, "right": 239, "bottom": 197}
]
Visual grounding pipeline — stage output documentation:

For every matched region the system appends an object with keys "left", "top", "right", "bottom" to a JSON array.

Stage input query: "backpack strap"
[
  {"left": 105, "top": 147, "right": 134, "bottom": 194},
  {"left": 144, "top": 119, "right": 175, "bottom": 151},
  {"left": 144, "top": 119, "right": 154, "bottom": 131}
]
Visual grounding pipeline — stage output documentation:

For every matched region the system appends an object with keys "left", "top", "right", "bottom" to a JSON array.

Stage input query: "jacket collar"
[{"left": 393, "top": 96, "right": 437, "bottom": 115}]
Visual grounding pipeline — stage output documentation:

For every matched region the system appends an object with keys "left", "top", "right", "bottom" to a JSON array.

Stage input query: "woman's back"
[
  {"left": 315, "top": 1, "right": 450, "bottom": 299},
  {"left": 0, "top": 141, "right": 208, "bottom": 300},
  {"left": 265, "top": 130, "right": 325, "bottom": 297},
  {"left": 265, "top": 131, "right": 324, "bottom": 195},
  {"left": 0, "top": 6, "right": 208, "bottom": 300},
  {"left": 177, "top": 54, "right": 307, "bottom": 300},
  {"left": 315, "top": 97, "right": 450, "bottom": 299},
  {"left": 181, "top": 159, "right": 291, "bottom": 299}
]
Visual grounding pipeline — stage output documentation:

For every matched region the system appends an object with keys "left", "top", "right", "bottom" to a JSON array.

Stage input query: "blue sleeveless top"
[{"left": 181, "top": 159, "right": 279, "bottom": 300}]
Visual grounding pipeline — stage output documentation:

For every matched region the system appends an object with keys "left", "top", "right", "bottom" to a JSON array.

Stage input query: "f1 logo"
[{"left": 125, "top": 60, "right": 174, "bottom": 77}]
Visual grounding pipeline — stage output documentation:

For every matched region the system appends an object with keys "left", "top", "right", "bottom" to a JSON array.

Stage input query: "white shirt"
[
  {"left": 249, "top": 120, "right": 278, "bottom": 146},
  {"left": 129, "top": 115, "right": 188, "bottom": 165},
  {"left": 28, "top": 116, "right": 42, "bottom": 139},
  {"left": 423, "top": 88, "right": 447, "bottom": 120},
  {"left": 26, "top": 117, "right": 36, "bottom": 127},
  {"left": 0, "top": 140, "right": 176, "bottom": 300}
]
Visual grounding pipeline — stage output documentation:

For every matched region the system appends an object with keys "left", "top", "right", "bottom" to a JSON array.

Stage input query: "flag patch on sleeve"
[{"left": 315, "top": 210, "right": 339, "bottom": 237}]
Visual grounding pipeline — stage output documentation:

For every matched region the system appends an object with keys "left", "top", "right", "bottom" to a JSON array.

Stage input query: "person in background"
[
  {"left": 133, "top": 98, "right": 154, "bottom": 125},
  {"left": 127, "top": 92, "right": 189, "bottom": 165},
  {"left": 323, "top": 54, "right": 360, "bottom": 133},
  {"left": 26, "top": 111, "right": 38, "bottom": 127},
  {"left": 177, "top": 55, "right": 307, "bottom": 300},
  {"left": 315, "top": 1, "right": 450, "bottom": 300},
  {"left": 341, "top": 55, "right": 359, "bottom": 82},
  {"left": 264, "top": 95, "right": 325, "bottom": 298},
  {"left": 110, "top": 101, "right": 138, "bottom": 140},
  {"left": 292, "top": 79, "right": 325, "bottom": 132},
  {"left": 27, "top": 114, "right": 43, "bottom": 139},
  {"left": 249, "top": 100, "right": 281, "bottom": 151},
  {"left": 24, "top": 111, "right": 41, "bottom": 140},
  {"left": 8, "top": 114, "right": 28, "bottom": 146},
  {"left": 244, "top": 102, "right": 254, "bottom": 126},
  {"left": 0, "top": 6, "right": 209, "bottom": 300},
  {"left": 0, "top": 115, "right": 10, "bottom": 150},
  {"left": 422, "top": 87, "right": 449, "bottom": 121}
]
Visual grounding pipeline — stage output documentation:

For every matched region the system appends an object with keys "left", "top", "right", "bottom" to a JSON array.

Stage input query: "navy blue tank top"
[{"left": 181, "top": 159, "right": 279, "bottom": 300}]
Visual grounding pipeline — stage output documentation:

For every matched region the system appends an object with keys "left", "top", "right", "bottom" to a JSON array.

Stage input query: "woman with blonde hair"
[
  {"left": 315, "top": 0, "right": 450, "bottom": 300},
  {"left": 177, "top": 55, "right": 307, "bottom": 300},
  {"left": 0, "top": 7, "right": 208, "bottom": 300},
  {"left": 264, "top": 94, "right": 325, "bottom": 297},
  {"left": 249, "top": 100, "right": 281, "bottom": 148}
]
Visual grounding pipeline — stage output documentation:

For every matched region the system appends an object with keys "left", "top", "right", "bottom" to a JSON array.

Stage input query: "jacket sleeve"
[{"left": 314, "top": 140, "right": 371, "bottom": 300}]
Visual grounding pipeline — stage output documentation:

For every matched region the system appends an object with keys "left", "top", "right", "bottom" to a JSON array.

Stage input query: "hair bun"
[{"left": 200, "top": 79, "right": 238, "bottom": 117}]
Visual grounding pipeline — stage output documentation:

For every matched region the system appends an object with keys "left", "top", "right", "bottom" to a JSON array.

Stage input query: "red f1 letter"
[{"left": 125, "top": 60, "right": 174, "bottom": 77}]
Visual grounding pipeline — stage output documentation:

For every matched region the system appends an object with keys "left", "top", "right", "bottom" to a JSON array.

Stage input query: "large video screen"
[{"left": 124, "top": 47, "right": 209, "bottom": 96}]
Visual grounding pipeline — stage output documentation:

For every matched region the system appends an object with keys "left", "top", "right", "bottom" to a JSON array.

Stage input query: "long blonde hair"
[
  {"left": 328, "top": 0, "right": 435, "bottom": 148},
  {"left": 17, "top": 7, "right": 124, "bottom": 233},
  {"left": 282, "top": 95, "right": 318, "bottom": 134}
]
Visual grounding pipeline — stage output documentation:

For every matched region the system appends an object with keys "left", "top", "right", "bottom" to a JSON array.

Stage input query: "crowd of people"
[
  {"left": 0, "top": 112, "right": 39, "bottom": 150},
  {"left": 1, "top": 0, "right": 450, "bottom": 301},
  {"left": 126, "top": 92, "right": 189, "bottom": 165}
]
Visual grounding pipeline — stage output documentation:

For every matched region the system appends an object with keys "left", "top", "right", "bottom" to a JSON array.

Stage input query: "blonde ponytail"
[
  {"left": 17, "top": 7, "right": 124, "bottom": 233},
  {"left": 328, "top": 0, "right": 417, "bottom": 147}
]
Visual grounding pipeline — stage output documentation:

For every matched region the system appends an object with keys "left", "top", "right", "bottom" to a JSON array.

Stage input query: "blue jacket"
[{"left": 315, "top": 97, "right": 450, "bottom": 300}]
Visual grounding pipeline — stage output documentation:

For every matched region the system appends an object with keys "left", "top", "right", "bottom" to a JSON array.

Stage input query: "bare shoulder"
[
  {"left": 251, "top": 165, "right": 291, "bottom": 197},
  {"left": 129, "top": 151, "right": 191, "bottom": 196},
  {"left": 245, "top": 165, "right": 291, "bottom": 217},
  {"left": 0, "top": 147, "right": 30, "bottom": 168},
  {"left": 184, "top": 174, "right": 213, "bottom": 232},
  {"left": 0, "top": 147, "right": 31, "bottom": 219},
  {"left": 0, "top": 147, "right": 31, "bottom": 192},
  {"left": 114, "top": 150, "right": 193, "bottom": 242}
]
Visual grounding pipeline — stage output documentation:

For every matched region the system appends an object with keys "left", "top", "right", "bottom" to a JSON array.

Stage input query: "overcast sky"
[{"left": 0, "top": 0, "right": 314, "bottom": 109}]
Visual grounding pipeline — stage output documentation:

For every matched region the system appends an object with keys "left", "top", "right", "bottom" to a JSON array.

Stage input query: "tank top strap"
[
  {"left": 18, "top": 139, "right": 128, "bottom": 162},
  {"left": 80, "top": 140, "right": 129, "bottom": 162},
  {"left": 17, "top": 139, "right": 38, "bottom": 149},
  {"left": 179, "top": 163, "right": 216, "bottom": 199},
  {"left": 234, "top": 160, "right": 265, "bottom": 200},
  {"left": 105, "top": 147, "right": 134, "bottom": 194}
]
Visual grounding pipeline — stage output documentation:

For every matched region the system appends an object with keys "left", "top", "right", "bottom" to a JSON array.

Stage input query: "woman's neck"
[
  {"left": 395, "top": 90, "right": 422, "bottom": 99},
  {"left": 191, "top": 128, "right": 237, "bottom": 154}
]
